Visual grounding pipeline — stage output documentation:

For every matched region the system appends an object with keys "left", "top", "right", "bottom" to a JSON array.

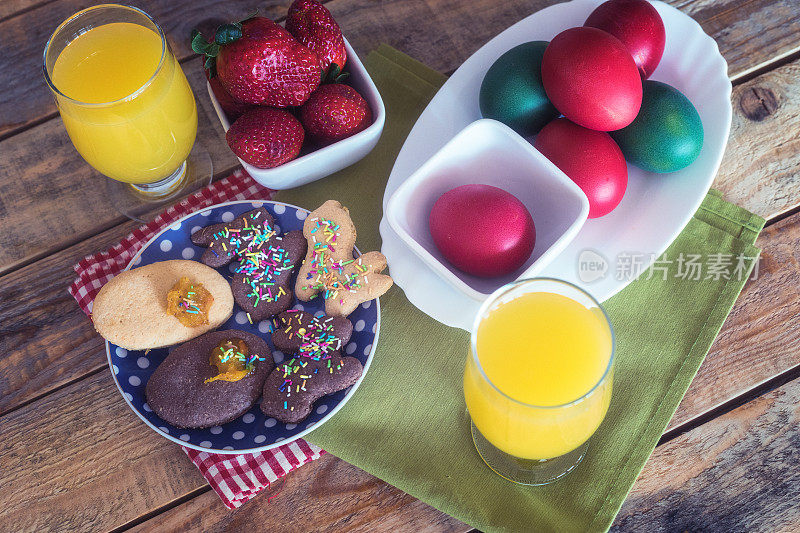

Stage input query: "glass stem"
[{"left": 129, "top": 160, "right": 188, "bottom": 197}]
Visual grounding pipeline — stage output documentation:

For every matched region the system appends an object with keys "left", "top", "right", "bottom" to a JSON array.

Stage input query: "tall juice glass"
[
  {"left": 463, "top": 278, "right": 615, "bottom": 485},
  {"left": 43, "top": 4, "right": 211, "bottom": 219}
]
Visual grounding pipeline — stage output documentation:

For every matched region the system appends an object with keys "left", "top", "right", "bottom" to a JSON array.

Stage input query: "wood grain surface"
[
  {"left": 1, "top": 0, "right": 800, "bottom": 531},
  {"left": 0, "top": 369, "right": 467, "bottom": 533},
  {"left": 1, "top": 0, "right": 796, "bottom": 138},
  {"left": 0, "top": 58, "right": 237, "bottom": 275},
  {"left": 130, "top": 453, "right": 469, "bottom": 533},
  {"left": 616, "top": 369, "right": 800, "bottom": 531},
  {"left": 0, "top": 0, "right": 290, "bottom": 138},
  {"left": 714, "top": 59, "right": 800, "bottom": 220},
  {"left": 0, "top": 218, "right": 140, "bottom": 416},
  {"left": 667, "top": 210, "right": 800, "bottom": 431},
  {"left": 0, "top": 371, "right": 206, "bottom": 533}
]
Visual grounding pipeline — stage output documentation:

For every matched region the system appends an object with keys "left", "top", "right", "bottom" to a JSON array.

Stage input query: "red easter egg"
[
  {"left": 534, "top": 118, "right": 627, "bottom": 218},
  {"left": 429, "top": 184, "right": 535, "bottom": 278},
  {"left": 585, "top": 0, "right": 666, "bottom": 79},
  {"left": 541, "top": 27, "right": 642, "bottom": 131}
]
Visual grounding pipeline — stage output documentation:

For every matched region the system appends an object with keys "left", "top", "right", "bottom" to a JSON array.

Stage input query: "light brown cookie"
[
  {"left": 294, "top": 200, "right": 393, "bottom": 317},
  {"left": 92, "top": 260, "right": 234, "bottom": 350}
]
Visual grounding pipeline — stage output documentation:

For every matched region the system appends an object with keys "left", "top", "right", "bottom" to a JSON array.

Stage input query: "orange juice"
[
  {"left": 464, "top": 291, "right": 613, "bottom": 460},
  {"left": 51, "top": 22, "right": 197, "bottom": 183}
]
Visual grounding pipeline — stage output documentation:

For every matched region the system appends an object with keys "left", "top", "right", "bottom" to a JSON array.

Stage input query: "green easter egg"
[
  {"left": 479, "top": 41, "right": 559, "bottom": 136},
  {"left": 611, "top": 80, "right": 704, "bottom": 173}
]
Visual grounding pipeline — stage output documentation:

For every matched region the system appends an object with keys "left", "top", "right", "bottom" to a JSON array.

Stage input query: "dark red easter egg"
[
  {"left": 534, "top": 118, "right": 627, "bottom": 218},
  {"left": 585, "top": 0, "right": 666, "bottom": 79},
  {"left": 541, "top": 27, "right": 642, "bottom": 131},
  {"left": 429, "top": 184, "right": 535, "bottom": 278}
]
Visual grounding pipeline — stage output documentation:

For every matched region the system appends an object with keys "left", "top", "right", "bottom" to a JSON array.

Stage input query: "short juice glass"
[
  {"left": 43, "top": 4, "right": 211, "bottom": 219},
  {"left": 463, "top": 278, "right": 615, "bottom": 485}
]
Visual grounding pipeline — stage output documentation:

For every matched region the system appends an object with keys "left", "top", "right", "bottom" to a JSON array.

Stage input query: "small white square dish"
[
  {"left": 207, "top": 37, "right": 385, "bottom": 190},
  {"left": 386, "top": 118, "right": 589, "bottom": 301}
]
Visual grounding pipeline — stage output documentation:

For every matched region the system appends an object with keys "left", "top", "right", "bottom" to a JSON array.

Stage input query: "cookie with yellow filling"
[
  {"left": 145, "top": 329, "right": 273, "bottom": 429},
  {"left": 92, "top": 260, "right": 234, "bottom": 350}
]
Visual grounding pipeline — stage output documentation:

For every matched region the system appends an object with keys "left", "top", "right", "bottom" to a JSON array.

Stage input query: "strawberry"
[
  {"left": 226, "top": 107, "right": 305, "bottom": 169},
  {"left": 204, "top": 68, "right": 253, "bottom": 122},
  {"left": 192, "top": 17, "right": 321, "bottom": 107},
  {"left": 299, "top": 84, "right": 372, "bottom": 146},
  {"left": 286, "top": 0, "right": 347, "bottom": 78}
]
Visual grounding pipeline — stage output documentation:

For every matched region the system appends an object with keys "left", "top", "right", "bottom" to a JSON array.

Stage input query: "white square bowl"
[
  {"left": 207, "top": 37, "right": 385, "bottom": 190},
  {"left": 386, "top": 118, "right": 590, "bottom": 301}
]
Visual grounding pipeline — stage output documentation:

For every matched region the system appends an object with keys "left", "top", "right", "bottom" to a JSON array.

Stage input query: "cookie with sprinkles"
[
  {"left": 190, "top": 208, "right": 275, "bottom": 268},
  {"left": 271, "top": 310, "right": 353, "bottom": 357},
  {"left": 145, "top": 329, "right": 274, "bottom": 429},
  {"left": 231, "top": 229, "right": 307, "bottom": 322},
  {"left": 295, "top": 200, "right": 393, "bottom": 317},
  {"left": 261, "top": 310, "right": 360, "bottom": 423},
  {"left": 260, "top": 353, "right": 362, "bottom": 423}
]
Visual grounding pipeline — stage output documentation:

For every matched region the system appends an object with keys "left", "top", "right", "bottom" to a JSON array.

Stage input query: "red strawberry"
[
  {"left": 286, "top": 0, "right": 347, "bottom": 77},
  {"left": 299, "top": 84, "right": 372, "bottom": 145},
  {"left": 226, "top": 107, "right": 305, "bottom": 168},
  {"left": 193, "top": 17, "right": 321, "bottom": 107},
  {"left": 204, "top": 68, "right": 253, "bottom": 122}
]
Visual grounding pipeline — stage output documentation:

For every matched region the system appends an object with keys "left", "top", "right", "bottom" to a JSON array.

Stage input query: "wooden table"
[{"left": 2, "top": 0, "right": 799, "bottom": 531}]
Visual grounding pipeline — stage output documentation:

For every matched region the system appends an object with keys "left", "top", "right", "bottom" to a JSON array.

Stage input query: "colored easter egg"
[
  {"left": 541, "top": 27, "right": 642, "bottom": 131},
  {"left": 429, "top": 184, "right": 535, "bottom": 278},
  {"left": 479, "top": 41, "right": 560, "bottom": 136},
  {"left": 611, "top": 80, "right": 703, "bottom": 173},
  {"left": 585, "top": 0, "right": 666, "bottom": 79},
  {"left": 534, "top": 118, "right": 628, "bottom": 218}
]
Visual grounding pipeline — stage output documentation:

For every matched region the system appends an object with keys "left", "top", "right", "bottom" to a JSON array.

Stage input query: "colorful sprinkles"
[
  {"left": 209, "top": 211, "right": 294, "bottom": 308},
  {"left": 276, "top": 310, "right": 344, "bottom": 360},
  {"left": 301, "top": 217, "right": 366, "bottom": 301}
]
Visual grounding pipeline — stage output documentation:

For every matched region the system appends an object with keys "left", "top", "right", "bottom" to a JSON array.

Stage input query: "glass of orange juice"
[
  {"left": 463, "top": 278, "right": 615, "bottom": 485},
  {"left": 43, "top": 4, "right": 211, "bottom": 220}
]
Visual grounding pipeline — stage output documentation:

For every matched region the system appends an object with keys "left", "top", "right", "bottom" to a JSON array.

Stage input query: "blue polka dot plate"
[{"left": 106, "top": 200, "right": 380, "bottom": 454}]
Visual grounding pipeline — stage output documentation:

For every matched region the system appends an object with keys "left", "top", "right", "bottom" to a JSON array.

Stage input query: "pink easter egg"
[{"left": 429, "top": 184, "right": 535, "bottom": 277}]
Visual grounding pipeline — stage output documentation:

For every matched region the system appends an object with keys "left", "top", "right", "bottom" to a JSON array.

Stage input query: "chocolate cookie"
[
  {"left": 261, "top": 310, "right": 361, "bottom": 423},
  {"left": 260, "top": 354, "right": 362, "bottom": 424},
  {"left": 190, "top": 208, "right": 274, "bottom": 268},
  {"left": 146, "top": 329, "right": 274, "bottom": 429},
  {"left": 271, "top": 309, "right": 353, "bottom": 357},
  {"left": 231, "top": 230, "right": 307, "bottom": 322}
]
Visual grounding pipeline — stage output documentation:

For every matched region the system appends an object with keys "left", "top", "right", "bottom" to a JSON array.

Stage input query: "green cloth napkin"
[{"left": 275, "top": 45, "right": 765, "bottom": 533}]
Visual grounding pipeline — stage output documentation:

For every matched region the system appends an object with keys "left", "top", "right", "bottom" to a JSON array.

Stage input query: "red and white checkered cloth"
[{"left": 69, "top": 169, "right": 324, "bottom": 509}]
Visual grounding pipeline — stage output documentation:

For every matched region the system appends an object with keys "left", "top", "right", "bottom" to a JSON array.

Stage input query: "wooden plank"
[
  {"left": 0, "top": 366, "right": 467, "bottom": 533},
  {"left": 676, "top": 0, "right": 800, "bottom": 83},
  {"left": 0, "top": 0, "right": 52, "bottom": 22},
  {"left": 666, "top": 209, "right": 800, "bottom": 431},
  {"left": 0, "top": 371, "right": 207, "bottom": 533},
  {"left": 0, "top": 218, "right": 140, "bottom": 416},
  {"left": 613, "top": 372, "right": 800, "bottom": 531},
  {"left": 0, "top": 0, "right": 290, "bottom": 138},
  {"left": 3, "top": 0, "right": 800, "bottom": 138},
  {"left": 326, "top": 0, "right": 800, "bottom": 82},
  {"left": 129, "top": 453, "right": 468, "bottom": 533},
  {"left": 713, "top": 59, "right": 800, "bottom": 220},
  {"left": 0, "top": 56, "right": 239, "bottom": 276}
]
